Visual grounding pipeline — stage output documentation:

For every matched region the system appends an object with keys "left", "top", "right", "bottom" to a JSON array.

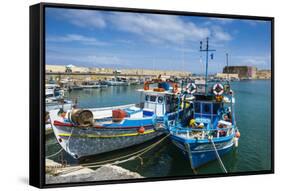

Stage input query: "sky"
[{"left": 45, "top": 7, "right": 271, "bottom": 74}]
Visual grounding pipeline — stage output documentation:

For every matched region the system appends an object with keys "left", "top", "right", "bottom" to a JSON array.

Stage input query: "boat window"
[
  {"left": 46, "top": 94, "right": 53, "bottom": 98},
  {"left": 213, "top": 103, "right": 221, "bottom": 114},
  {"left": 158, "top": 96, "right": 164, "bottom": 103},
  {"left": 150, "top": 95, "right": 157, "bottom": 102},
  {"left": 194, "top": 102, "right": 201, "bottom": 113},
  {"left": 202, "top": 103, "right": 211, "bottom": 114},
  {"left": 145, "top": 95, "right": 149, "bottom": 101},
  {"left": 166, "top": 96, "right": 171, "bottom": 104}
]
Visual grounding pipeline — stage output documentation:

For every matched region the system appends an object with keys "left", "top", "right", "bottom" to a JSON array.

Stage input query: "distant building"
[
  {"left": 256, "top": 70, "right": 271, "bottom": 79},
  {"left": 223, "top": 66, "right": 257, "bottom": 79},
  {"left": 216, "top": 73, "right": 239, "bottom": 79}
]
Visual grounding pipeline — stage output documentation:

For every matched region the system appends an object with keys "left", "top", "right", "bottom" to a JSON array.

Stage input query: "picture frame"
[{"left": 30, "top": 2, "right": 274, "bottom": 188}]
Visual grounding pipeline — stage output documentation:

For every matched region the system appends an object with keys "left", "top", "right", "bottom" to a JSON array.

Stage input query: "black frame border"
[{"left": 29, "top": 2, "right": 274, "bottom": 189}]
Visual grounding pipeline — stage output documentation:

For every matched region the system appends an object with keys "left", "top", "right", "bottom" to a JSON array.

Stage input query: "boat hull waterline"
[
  {"left": 49, "top": 109, "right": 164, "bottom": 159},
  {"left": 170, "top": 134, "right": 234, "bottom": 169}
]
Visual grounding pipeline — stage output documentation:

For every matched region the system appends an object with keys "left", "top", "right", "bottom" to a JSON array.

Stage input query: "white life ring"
[
  {"left": 213, "top": 83, "right": 224, "bottom": 95},
  {"left": 186, "top": 83, "right": 197, "bottom": 94}
]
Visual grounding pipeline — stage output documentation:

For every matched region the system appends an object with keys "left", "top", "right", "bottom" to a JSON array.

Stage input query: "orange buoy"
[
  {"left": 235, "top": 131, "right": 241, "bottom": 138},
  {"left": 172, "top": 83, "right": 178, "bottom": 93},
  {"left": 138, "top": 126, "right": 145, "bottom": 133},
  {"left": 144, "top": 82, "right": 150, "bottom": 90}
]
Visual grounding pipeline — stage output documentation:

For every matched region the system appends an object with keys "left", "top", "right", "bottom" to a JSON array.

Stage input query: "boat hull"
[
  {"left": 171, "top": 135, "right": 234, "bottom": 169},
  {"left": 57, "top": 126, "right": 163, "bottom": 158},
  {"left": 49, "top": 110, "right": 164, "bottom": 159},
  {"left": 46, "top": 102, "right": 72, "bottom": 112}
]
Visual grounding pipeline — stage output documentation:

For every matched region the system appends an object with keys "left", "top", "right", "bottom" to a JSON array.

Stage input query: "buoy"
[
  {"left": 144, "top": 82, "right": 150, "bottom": 90},
  {"left": 138, "top": 126, "right": 145, "bottom": 133},
  {"left": 235, "top": 131, "right": 241, "bottom": 138},
  {"left": 172, "top": 83, "right": 178, "bottom": 93}
]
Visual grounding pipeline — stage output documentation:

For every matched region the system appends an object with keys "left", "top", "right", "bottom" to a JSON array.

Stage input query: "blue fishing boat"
[{"left": 166, "top": 38, "right": 240, "bottom": 171}]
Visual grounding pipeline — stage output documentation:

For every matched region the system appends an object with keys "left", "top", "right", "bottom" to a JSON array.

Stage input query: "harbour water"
[{"left": 46, "top": 80, "right": 271, "bottom": 177}]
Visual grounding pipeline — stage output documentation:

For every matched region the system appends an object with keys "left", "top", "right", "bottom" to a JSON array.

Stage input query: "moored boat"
[
  {"left": 166, "top": 38, "right": 240, "bottom": 170},
  {"left": 45, "top": 84, "right": 73, "bottom": 112},
  {"left": 49, "top": 105, "right": 163, "bottom": 159},
  {"left": 49, "top": 79, "right": 183, "bottom": 159}
]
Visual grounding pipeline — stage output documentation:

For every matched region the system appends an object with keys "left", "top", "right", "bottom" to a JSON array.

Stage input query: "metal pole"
[
  {"left": 205, "top": 38, "right": 209, "bottom": 95},
  {"left": 226, "top": 53, "right": 229, "bottom": 83}
]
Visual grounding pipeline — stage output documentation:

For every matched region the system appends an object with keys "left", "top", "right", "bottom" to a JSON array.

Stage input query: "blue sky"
[{"left": 45, "top": 7, "right": 271, "bottom": 74}]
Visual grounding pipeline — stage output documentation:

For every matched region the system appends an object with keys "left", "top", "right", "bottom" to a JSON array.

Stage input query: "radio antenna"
[{"left": 200, "top": 37, "right": 216, "bottom": 95}]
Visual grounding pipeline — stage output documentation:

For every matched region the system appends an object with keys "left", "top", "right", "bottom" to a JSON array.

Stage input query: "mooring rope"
[
  {"left": 46, "top": 141, "right": 59, "bottom": 147},
  {"left": 46, "top": 148, "right": 64, "bottom": 159},
  {"left": 209, "top": 138, "right": 228, "bottom": 173},
  {"left": 52, "top": 134, "right": 170, "bottom": 175},
  {"left": 81, "top": 133, "right": 170, "bottom": 168},
  {"left": 46, "top": 129, "right": 170, "bottom": 176},
  {"left": 46, "top": 121, "right": 74, "bottom": 159}
]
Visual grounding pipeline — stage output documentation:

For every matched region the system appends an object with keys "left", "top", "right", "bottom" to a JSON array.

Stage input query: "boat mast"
[
  {"left": 200, "top": 37, "right": 216, "bottom": 95},
  {"left": 226, "top": 53, "right": 230, "bottom": 84}
]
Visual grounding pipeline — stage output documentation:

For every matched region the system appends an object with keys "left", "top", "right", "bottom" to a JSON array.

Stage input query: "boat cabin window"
[
  {"left": 195, "top": 102, "right": 201, "bottom": 113},
  {"left": 166, "top": 96, "right": 171, "bottom": 104},
  {"left": 213, "top": 103, "right": 221, "bottom": 114},
  {"left": 202, "top": 103, "right": 211, "bottom": 114},
  {"left": 194, "top": 101, "right": 220, "bottom": 122},
  {"left": 46, "top": 94, "right": 53, "bottom": 98},
  {"left": 145, "top": 95, "right": 149, "bottom": 101},
  {"left": 150, "top": 95, "right": 157, "bottom": 102},
  {"left": 158, "top": 96, "right": 164, "bottom": 103}
]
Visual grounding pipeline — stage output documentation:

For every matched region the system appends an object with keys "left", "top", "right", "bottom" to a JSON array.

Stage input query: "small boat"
[
  {"left": 49, "top": 105, "right": 163, "bottom": 159},
  {"left": 167, "top": 38, "right": 240, "bottom": 170},
  {"left": 45, "top": 84, "right": 73, "bottom": 112},
  {"left": 105, "top": 77, "right": 128, "bottom": 86},
  {"left": 80, "top": 81, "right": 101, "bottom": 89},
  {"left": 49, "top": 79, "right": 182, "bottom": 159}
]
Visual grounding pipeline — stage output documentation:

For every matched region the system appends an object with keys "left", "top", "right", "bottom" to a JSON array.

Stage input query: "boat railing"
[{"left": 171, "top": 126, "right": 234, "bottom": 140}]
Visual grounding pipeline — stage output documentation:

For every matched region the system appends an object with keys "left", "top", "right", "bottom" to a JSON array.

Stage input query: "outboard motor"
[{"left": 70, "top": 109, "right": 94, "bottom": 127}]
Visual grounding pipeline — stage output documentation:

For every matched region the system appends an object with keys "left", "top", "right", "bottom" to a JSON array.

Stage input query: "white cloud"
[
  {"left": 109, "top": 13, "right": 210, "bottom": 44},
  {"left": 211, "top": 26, "right": 232, "bottom": 41},
  {"left": 52, "top": 9, "right": 106, "bottom": 28},
  {"left": 233, "top": 55, "right": 271, "bottom": 69},
  {"left": 47, "top": 34, "right": 109, "bottom": 46},
  {"left": 46, "top": 47, "right": 131, "bottom": 68},
  {"left": 49, "top": 9, "right": 233, "bottom": 44}
]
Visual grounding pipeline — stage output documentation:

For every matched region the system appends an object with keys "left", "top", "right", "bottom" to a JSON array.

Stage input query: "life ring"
[
  {"left": 186, "top": 83, "right": 197, "bottom": 94},
  {"left": 213, "top": 83, "right": 224, "bottom": 95}
]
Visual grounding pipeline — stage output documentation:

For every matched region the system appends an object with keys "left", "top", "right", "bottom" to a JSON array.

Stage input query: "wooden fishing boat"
[
  {"left": 49, "top": 105, "right": 164, "bottom": 159},
  {"left": 49, "top": 79, "right": 183, "bottom": 159},
  {"left": 167, "top": 38, "right": 240, "bottom": 170}
]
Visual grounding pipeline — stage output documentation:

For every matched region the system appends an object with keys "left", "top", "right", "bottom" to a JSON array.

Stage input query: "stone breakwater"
[{"left": 45, "top": 159, "right": 143, "bottom": 184}]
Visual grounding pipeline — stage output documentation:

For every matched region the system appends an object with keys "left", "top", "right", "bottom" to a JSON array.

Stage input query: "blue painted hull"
[{"left": 171, "top": 135, "right": 234, "bottom": 169}]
